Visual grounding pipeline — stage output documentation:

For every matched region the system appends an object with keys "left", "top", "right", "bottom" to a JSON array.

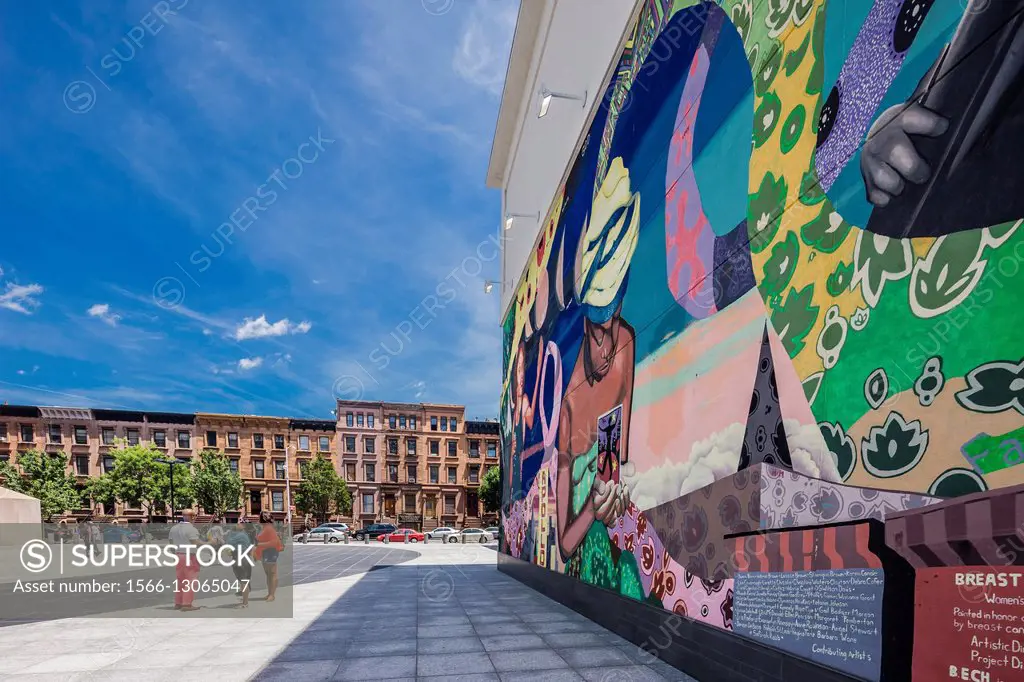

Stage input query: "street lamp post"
[
  {"left": 285, "top": 446, "right": 293, "bottom": 530},
  {"left": 155, "top": 457, "right": 189, "bottom": 520}
]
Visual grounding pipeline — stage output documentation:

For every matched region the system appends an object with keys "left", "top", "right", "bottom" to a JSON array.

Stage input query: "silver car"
[
  {"left": 302, "top": 527, "right": 346, "bottom": 544},
  {"left": 456, "top": 528, "right": 493, "bottom": 544},
  {"left": 427, "top": 526, "right": 456, "bottom": 541}
]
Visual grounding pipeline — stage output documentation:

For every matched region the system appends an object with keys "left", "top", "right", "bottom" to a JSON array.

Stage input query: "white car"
[
  {"left": 454, "top": 528, "right": 493, "bottom": 544},
  {"left": 427, "top": 526, "right": 456, "bottom": 541},
  {"left": 302, "top": 527, "right": 347, "bottom": 543}
]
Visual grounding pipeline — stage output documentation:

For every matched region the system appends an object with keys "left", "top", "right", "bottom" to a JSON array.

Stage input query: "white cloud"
[
  {"left": 452, "top": 2, "right": 517, "bottom": 96},
  {"left": 0, "top": 282, "right": 43, "bottom": 314},
  {"left": 87, "top": 303, "right": 121, "bottom": 327},
  {"left": 202, "top": 328, "right": 213, "bottom": 336},
  {"left": 16, "top": 369, "right": 24, "bottom": 375},
  {"left": 238, "top": 357, "right": 263, "bottom": 371},
  {"left": 272, "top": 353, "right": 293, "bottom": 368},
  {"left": 234, "top": 314, "right": 312, "bottom": 340},
  {"left": 785, "top": 419, "right": 841, "bottom": 482}
]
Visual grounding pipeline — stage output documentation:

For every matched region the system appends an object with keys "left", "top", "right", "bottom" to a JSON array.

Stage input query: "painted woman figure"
[{"left": 556, "top": 157, "right": 644, "bottom": 599}]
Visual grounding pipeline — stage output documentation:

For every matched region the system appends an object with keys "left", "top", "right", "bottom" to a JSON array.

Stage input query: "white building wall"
[{"left": 498, "top": 0, "right": 639, "bottom": 316}]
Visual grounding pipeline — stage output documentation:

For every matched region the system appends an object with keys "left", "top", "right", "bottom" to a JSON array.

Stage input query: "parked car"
[
  {"left": 319, "top": 522, "right": 350, "bottom": 533},
  {"left": 426, "top": 526, "right": 456, "bottom": 542},
  {"left": 352, "top": 523, "right": 397, "bottom": 541},
  {"left": 378, "top": 528, "right": 425, "bottom": 543},
  {"left": 102, "top": 526, "right": 142, "bottom": 543},
  {"left": 303, "top": 526, "right": 347, "bottom": 544},
  {"left": 484, "top": 526, "right": 500, "bottom": 536},
  {"left": 454, "top": 528, "right": 493, "bottom": 544}
]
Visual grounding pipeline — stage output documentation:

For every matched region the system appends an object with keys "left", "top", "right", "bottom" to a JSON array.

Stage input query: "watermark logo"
[
  {"left": 421, "top": 569, "right": 455, "bottom": 603},
  {"left": 422, "top": 0, "right": 456, "bottom": 15},
  {"left": 20, "top": 539, "right": 53, "bottom": 573},
  {"left": 63, "top": 81, "right": 97, "bottom": 114}
]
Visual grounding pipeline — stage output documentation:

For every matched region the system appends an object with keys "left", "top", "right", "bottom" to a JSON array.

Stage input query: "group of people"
[{"left": 168, "top": 509, "right": 284, "bottom": 612}]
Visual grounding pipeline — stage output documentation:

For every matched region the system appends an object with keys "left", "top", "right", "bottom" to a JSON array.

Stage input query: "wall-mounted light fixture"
[
  {"left": 484, "top": 280, "right": 513, "bottom": 294},
  {"left": 505, "top": 211, "right": 540, "bottom": 231},
  {"left": 538, "top": 85, "right": 587, "bottom": 118}
]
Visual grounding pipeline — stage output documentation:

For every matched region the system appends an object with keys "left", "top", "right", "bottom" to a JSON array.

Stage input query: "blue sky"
[{"left": 0, "top": 0, "right": 516, "bottom": 419}]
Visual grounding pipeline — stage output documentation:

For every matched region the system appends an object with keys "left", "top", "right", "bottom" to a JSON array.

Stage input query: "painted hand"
[
  {"left": 860, "top": 102, "right": 948, "bottom": 207},
  {"left": 593, "top": 480, "right": 629, "bottom": 527}
]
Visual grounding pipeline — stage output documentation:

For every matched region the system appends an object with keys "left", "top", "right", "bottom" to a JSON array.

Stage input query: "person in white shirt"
[{"left": 169, "top": 510, "right": 202, "bottom": 611}]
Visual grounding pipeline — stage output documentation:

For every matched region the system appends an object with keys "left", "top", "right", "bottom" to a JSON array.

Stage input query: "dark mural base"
[{"left": 497, "top": 552, "right": 864, "bottom": 682}]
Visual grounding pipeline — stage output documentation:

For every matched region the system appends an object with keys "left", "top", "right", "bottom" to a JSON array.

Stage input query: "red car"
[{"left": 378, "top": 528, "right": 425, "bottom": 543}]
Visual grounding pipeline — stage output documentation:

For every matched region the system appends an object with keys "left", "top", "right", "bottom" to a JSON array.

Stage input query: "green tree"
[
  {"left": 92, "top": 441, "right": 194, "bottom": 518},
  {"left": 293, "top": 454, "right": 351, "bottom": 524},
  {"left": 0, "top": 449, "right": 81, "bottom": 520},
  {"left": 191, "top": 449, "right": 242, "bottom": 518},
  {"left": 479, "top": 465, "right": 501, "bottom": 514}
]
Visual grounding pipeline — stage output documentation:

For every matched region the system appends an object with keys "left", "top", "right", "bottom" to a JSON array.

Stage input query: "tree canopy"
[
  {"left": 293, "top": 454, "right": 352, "bottom": 524},
  {"left": 0, "top": 449, "right": 81, "bottom": 520},
  {"left": 479, "top": 464, "right": 501, "bottom": 513}
]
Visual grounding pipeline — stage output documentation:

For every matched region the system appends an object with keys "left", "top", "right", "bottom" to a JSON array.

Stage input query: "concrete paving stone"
[
  {"left": 557, "top": 645, "right": 635, "bottom": 668},
  {"left": 417, "top": 636, "right": 486, "bottom": 654},
  {"left": 332, "top": 655, "right": 417, "bottom": 680},
  {"left": 271, "top": 642, "right": 352, "bottom": 662},
  {"left": 294, "top": 628, "right": 358, "bottom": 644},
  {"left": 614, "top": 644, "right": 662, "bottom": 665},
  {"left": 420, "top": 615, "right": 472, "bottom": 626},
  {"left": 352, "top": 625, "right": 417, "bottom": 641},
  {"left": 469, "top": 614, "right": 520, "bottom": 625},
  {"left": 488, "top": 649, "right": 569, "bottom": 673},
  {"left": 519, "top": 610, "right": 577, "bottom": 622},
  {"left": 529, "top": 620, "right": 604, "bottom": 634},
  {"left": 474, "top": 622, "right": 533, "bottom": 636},
  {"left": 420, "top": 675, "right": 500, "bottom": 682},
  {"left": 417, "top": 651, "right": 497, "bottom": 677},
  {"left": 19, "top": 652, "right": 127, "bottom": 674},
  {"left": 578, "top": 665, "right": 669, "bottom": 681},
  {"left": 253, "top": 660, "right": 344, "bottom": 681},
  {"left": 499, "top": 670, "right": 585, "bottom": 682},
  {"left": 480, "top": 634, "right": 549, "bottom": 652},
  {"left": 418, "top": 624, "right": 477, "bottom": 638},
  {"left": 541, "top": 631, "right": 613, "bottom": 649},
  {"left": 346, "top": 638, "right": 417, "bottom": 656}
]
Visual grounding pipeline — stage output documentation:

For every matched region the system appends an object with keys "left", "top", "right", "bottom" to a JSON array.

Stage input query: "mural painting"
[{"left": 500, "top": 0, "right": 1024, "bottom": 677}]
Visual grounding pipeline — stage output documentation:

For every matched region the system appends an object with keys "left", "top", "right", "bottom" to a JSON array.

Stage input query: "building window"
[
  {"left": 345, "top": 436, "right": 356, "bottom": 452},
  {"left": 407, "top": 464, "right": 417, "bottom": 483},
  {"left": 367, "top": 414, "right": 375, "bottom": 428},
  {"left": 410, "top": 417, "right": 417, "bottom": 430},
  {"left": 487, "top": 442, "right": 497, "bottom": 458},
  {"left": 274, "top": 434, "right": 285, "bottom": 450},
  {"left": 298, "top": 435, "right": 310, "bottom": 451},
  {"left": 450, "top": 418, "right": 458, "bottom": 432},
  {"left": 447, "top": 466, "right": 457, "bottom": 484},
  {"left": 345, "top": 463, "right": 356, "bottom": 481},
  {"left": 356, "top": 413, "right": 364, "bottom": 426},
  {"left": 253, "top": 433, "right": 264, "bottom": 449},
  {"left": 177, "top": 431, "right": 190, "bottom": 448},
  {"left": 47, "top": 424, "right": 62, "bottom": 443},
  {"left": 365, "top": 463, "right": 375, "bottom": 482},
  {"left": 404, "top": 492, "right": 416, "bottom": 510},
  {"left": 399, "top": 415, "right": 407, "bottom": 428},
  {"left": 101, "top": 427, "right": 115, "bottom": 446},
  {"left": 469, "top": 440, "right": 480, "bottom": 458},
  {"left": 388, "top": 463, "right": 398, "bottom": 483},
  {"left": 153, "top": 430, "right": 166, "bottom": 448},
  {"left": 275, "top": 460, "right": 286, "bottom": 480},
  {"left": 254, "top": 460, "right": 265, "bottom": 478},
  {"left": 74, "top": 456, "right": 89, "bottom": 475},
  {"left": 346, "top": 412, "right": 354, "bottom": 427},
  {"left": 319, "top": 436, "right": 330, "bottom": 452},
  {"left": 362, "top": 493, "right": 374, "bottom": 514},
  {"left": 407, "top": 439, "right": 416, "bottom": 455},
  {"left": 202, "top": 431, "right": 215, "bottom": 447},
  {"left": 388, "top": 438, "right": 398, "bottom": 455},
  {"left": 445, "top": 495, "right": 456, "bottom": 515},
  {"left": 364, "top": 437, "right": 375, "bottom": 454},
  {"left": 440, "top": 417, "right": 448, "bottom": 432},
  {"left": 448, "top": 441, "right": 457, "bottom": 457},
  {"left": 272, "top": 491, "right": 284, "bottom": 512},
  {"left": 73, "top": 426, "right": 88, "bottom": 445},
  {"left": 0, "top": 423, "right": 7, "bottom": 442},
  {"left": 429, "top": 465, "right": 439, "bottom": 484},
  {"left": 430, "top": 416, "right": 437, "bottom": 431},
  {"left": 425, "top": 497, "right": 435, "bottom": 517},
  {"left": 229, "top": 458, "right": 239, "bottom": 474},
  {"left": 103, "top": 456, "right": 115, "bottom": 473},
  {"left": 389, "top": 415, "right": 397, "bottom": 429},
  {"left": 127, "top": 429, "right": 140, "bottom": 446},
  {"left": 469, "top": 465, "right": 479, "bottom": 484},
  {"left": 429, "top": 440, "right": 439, "bottom": 456},
  {"left": 227, "top": 432, "right": 240, "bottom": 449},
  {"left": 19, "top": 424, "right": 34, "bottom": 443}
]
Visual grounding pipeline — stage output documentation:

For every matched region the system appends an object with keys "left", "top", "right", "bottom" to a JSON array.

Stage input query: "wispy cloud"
[
  {"left": 238, "top": 356, "right": 263, "bottom": 371},
  {"left": 452, "top": 2, "right": 518, "bottom": 96},
  {"left": 0, "top": 282, "right": 44, "bottom": 314},
  {"left": 234, "top": 315, "right": 312, "bottom": 341},
  {"left": 87, "top": 303, "right": 121, "bottom": 326}
]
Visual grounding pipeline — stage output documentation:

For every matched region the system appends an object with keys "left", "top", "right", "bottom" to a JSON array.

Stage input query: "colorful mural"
[{"left": 500, "top": 0, "right": 1024, "bottom": 676}]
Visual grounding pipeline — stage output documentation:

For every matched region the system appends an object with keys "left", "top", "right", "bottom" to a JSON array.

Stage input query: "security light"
[{"left": 537, "top": 86, "right": 587, "bottom": 118}]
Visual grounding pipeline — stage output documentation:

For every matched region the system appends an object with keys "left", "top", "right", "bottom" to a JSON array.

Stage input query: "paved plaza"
[{"left": 0, "top": 543, "right": 698, "bottom": 681}]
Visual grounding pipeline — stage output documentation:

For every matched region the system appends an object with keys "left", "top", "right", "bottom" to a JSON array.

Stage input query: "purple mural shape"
[
  {"left": 814, "top": 0, "right": 937, "bottom": 190},
  {"left": 597, "top": 405, "right": 623, "bottom": 487}
]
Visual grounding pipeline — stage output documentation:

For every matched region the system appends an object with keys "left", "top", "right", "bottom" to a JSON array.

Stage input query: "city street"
[{"left": 0, "top": 543, "right": 697, "bottom": 681}]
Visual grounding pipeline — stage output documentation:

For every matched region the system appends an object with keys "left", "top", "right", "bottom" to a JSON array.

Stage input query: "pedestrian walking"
[
  {"left": 224, "top": 520, "right": 254, "bottom": 608},
  {"left": 169, "top": 509, "right": 203, "bottom": 612},
  {"left": 255, "top": 511, "right": 283, "bottom": 602}
]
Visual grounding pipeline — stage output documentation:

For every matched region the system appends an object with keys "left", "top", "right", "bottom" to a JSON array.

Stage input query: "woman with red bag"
[{"left": 255, "top": 511, "right": 284, "bottom": 602}]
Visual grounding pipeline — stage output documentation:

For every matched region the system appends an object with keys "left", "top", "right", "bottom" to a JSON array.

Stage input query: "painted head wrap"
[{"left": 574, "top": 157, "right": 641, "bottom": 324}]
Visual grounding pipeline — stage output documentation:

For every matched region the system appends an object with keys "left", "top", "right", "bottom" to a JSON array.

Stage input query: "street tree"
[
  {"left": 294, "top": 454, "right": 352, "bottom": 524},
  {"left": 191, "top": 449, "right": 243, "bottom": 518},
  {"left": 479, "top": 464, "right": 501, "bottom": 514},
  {"left": 90, "top": 441, "right": 194, "bottom": 519},
  {"left": 0, "top": 449, "right": 81, "bottom": 520}
]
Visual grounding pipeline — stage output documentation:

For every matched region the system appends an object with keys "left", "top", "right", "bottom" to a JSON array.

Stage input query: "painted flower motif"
[
  {"left": 914, "top": 356, "right": 945, "bottom": 407},
  {"left": 700, "top": 575, "right": 725, "bottom": 597},
  {"left": 686, "top": 554, "right": 709, "bottom": 581},
  {"left": 929, "top": 467, "right": 989, "bottom": 498},
  {"left": 760, "top": 231, "right": 799, "bottom": 300},
  {"left": 748, "top": 174, "right": 788, "bottom": 248},
  {"left": 781, "top": 508, "right": 798, "bottom": 526},
  {"left": 681, "top": 507, "right": 708, "bottom": 553},
  {"left": 779, "top": 104, "right": 806, "bottom": 155},
  {"left": 755, "top": 42, "right": 783, "bottom": 96},
  {"left": 640, "top": 538, "right": 657, "bottom": 575},
  {"left": 705, "top": 542, "right": 716, "bottom": 560},
  {"left": 850, "top": 306, "right": 869, "bottom": 331},
  {"left": 735, "top": 469, "right": 749, "bottom": 489},
  {"left": 792, "top": 491, "right": 808, "bottom": 511},
  {"left": 753, "top": 92, "right": 783, "bottom": 150},
  {"left": 819, "top": 421, "right": 857, "bottom": 481},
  {"left": 611, "top": 532, "right": 619, "bottom": 549},
  {"left": 748, "top": 492, "right": 762, "bottom": 523},
  {"left": 861, "top": 412, "right": 930, "bottom": 478},
  {"left": 955, "top": 359, "right": 1024, "bottom": 416},
  {"left": 650, "top": 552, "right": 677, "bottom": 601},
  {"left": 722, "top": 589, "right": 735, "bottom": 629},
  {"left": 756, "top": 425, "right": 768, "bottom": 452},
  {"left": 636, "top": 513, "right": 648, "bottom": 539},
  {"left": 719, "top": 495, "right": 743, "bottom": 528},
  {"left": 624, "top": 532, "right": 636, "bottom": 553},
  {"left": 851, "top": 231, "right": 913, "bottom": 309},
  {"left": 848, "top": 501, "right": 865, "bottom": 518},
  {"left": 673, "top": 599, "right": 688, "bottom": 617},
  {"left": 766, "top": 0, "right": 815, "bottom": 38},
  {"left": 811, "top": 488, "right": 844, "bottom": 521},
  {"left": 864, "top": 368, "right": 889, "bottom": 410},
  {"left": 770, "top": 285, "right": 820, "bottom": 356}
]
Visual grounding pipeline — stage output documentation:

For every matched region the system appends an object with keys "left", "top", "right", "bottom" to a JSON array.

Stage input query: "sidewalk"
[{"left": 0, "top": 544, "right": 699, "bottom": 681}]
